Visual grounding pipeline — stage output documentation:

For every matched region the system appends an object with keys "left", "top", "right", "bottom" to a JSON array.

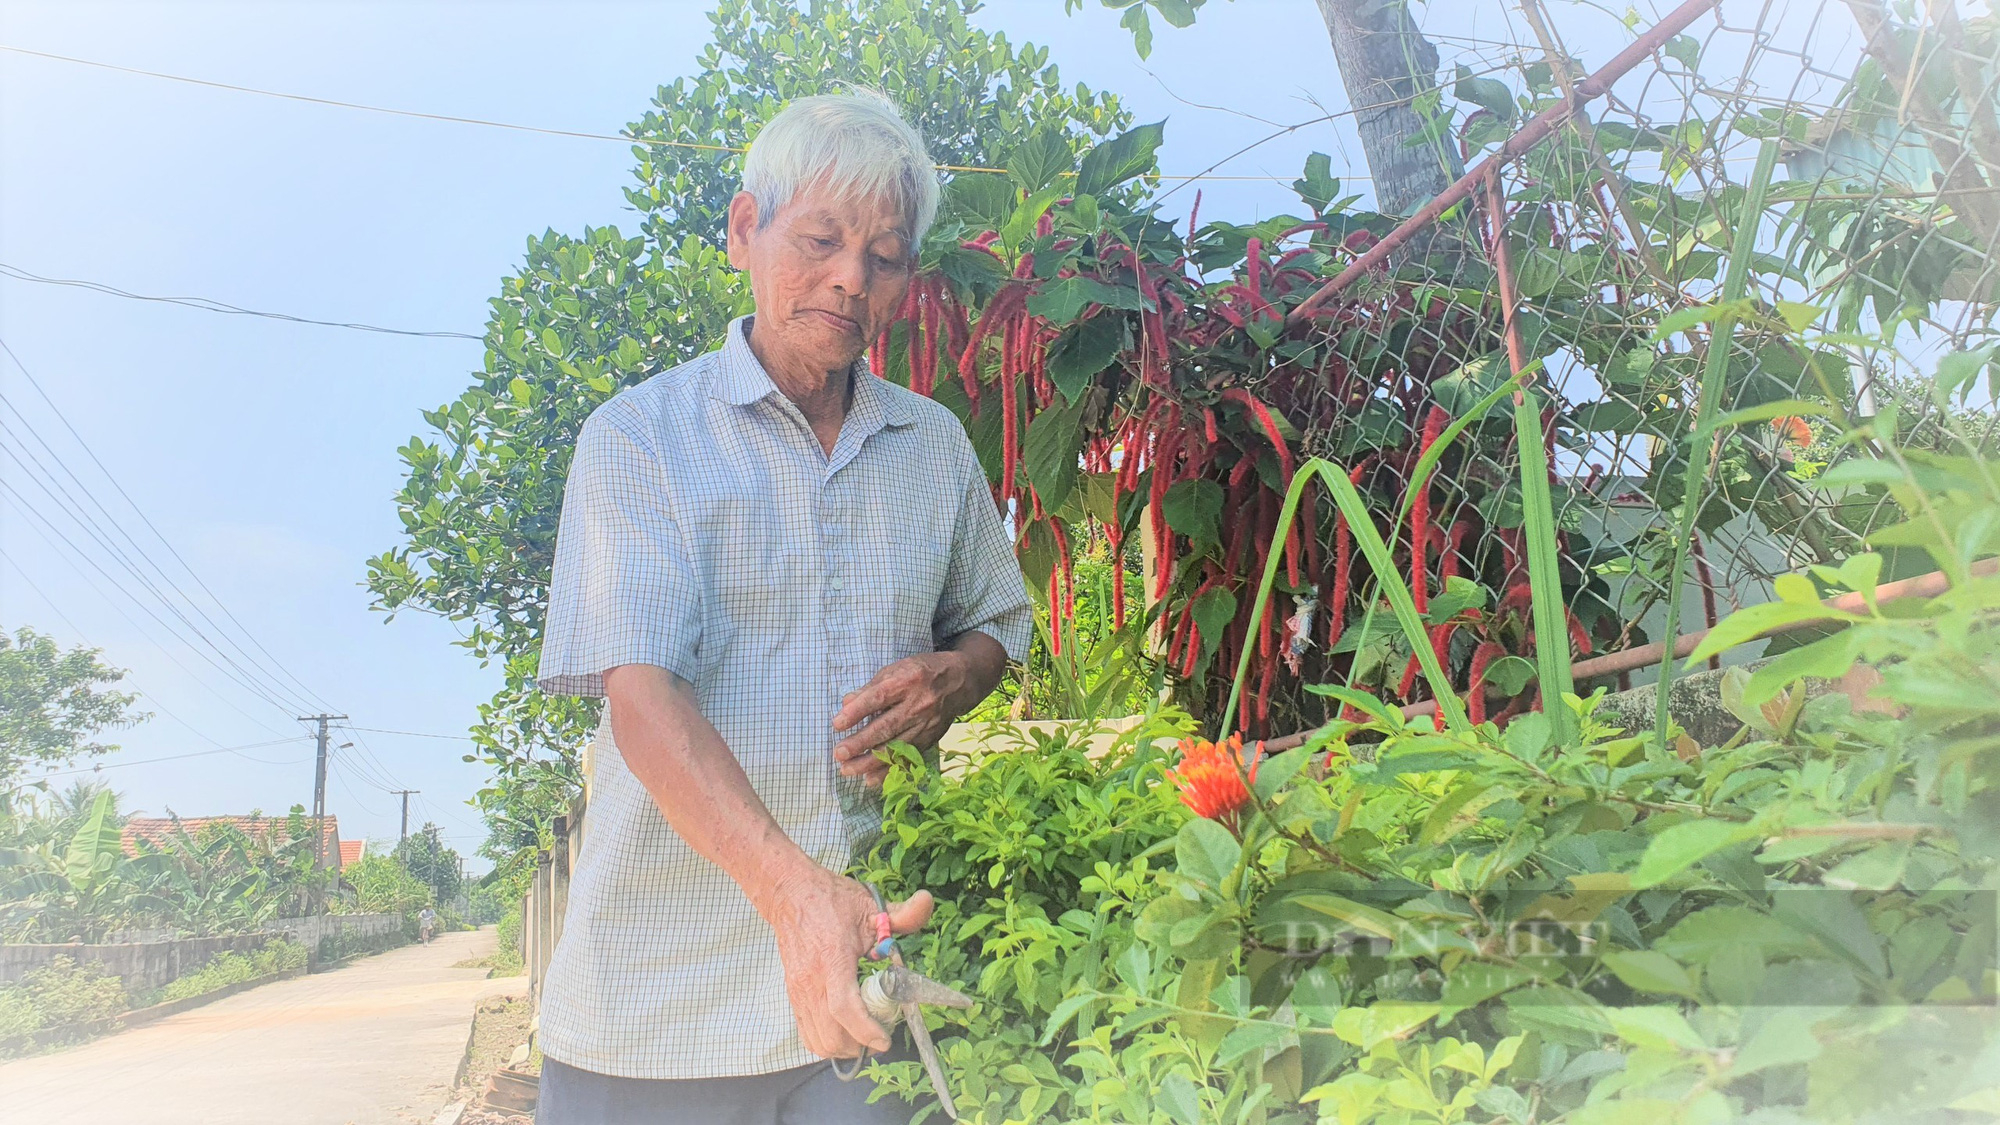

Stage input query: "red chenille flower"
[{"left": 1170, "top": 734, "right": 1258, "bottom": 828}]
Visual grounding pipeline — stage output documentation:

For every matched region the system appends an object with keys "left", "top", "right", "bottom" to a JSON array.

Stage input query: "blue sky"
[{"left": 0, "top": 0, "right": 1841, "bottom": 868}]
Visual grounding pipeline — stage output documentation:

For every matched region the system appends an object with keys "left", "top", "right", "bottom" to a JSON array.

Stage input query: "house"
[
  {"left": 121, "top": 814, "right": 350, "bottom": 870},
  {"left": 338, "top": 838, "right": 366, "bottom": 868}
]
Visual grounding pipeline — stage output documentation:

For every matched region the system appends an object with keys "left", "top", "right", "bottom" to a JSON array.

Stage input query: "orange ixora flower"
[
  {"left": 1170, "top": 734, "right": 1258, "bottom": 829},
  {"left": 1772, "top": 415, "right": 1814, "bottom": 446}
]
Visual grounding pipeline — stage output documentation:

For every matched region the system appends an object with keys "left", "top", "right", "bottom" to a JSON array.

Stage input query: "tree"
[
  {"left": 1080, "top": 0, "right": 1463, "bottom": 218},
  {"left": 342, "top": 854, "right": 431, "bottom": 915},
  {"left": 0, "top": 626, "right": 148, "bottom": 788},
  {"left": 1309, "top": 0, "right": 1464, "bottom": 218},
  {"left": 392, "top": 824, "right": 461, "bottom": 904},
  {"left": 367, "top": 0, "right": 1136, "bottom": 875}
]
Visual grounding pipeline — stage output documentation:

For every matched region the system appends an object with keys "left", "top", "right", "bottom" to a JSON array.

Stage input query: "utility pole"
[
  {"left": 298, "top": 714, "right": 348, "bottom": 869},
  {"left": 393, "top": 790, "right": 419, "bottom": 842}
]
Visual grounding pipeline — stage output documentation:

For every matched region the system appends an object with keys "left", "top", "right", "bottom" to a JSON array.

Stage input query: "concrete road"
[{"left": 0, "top": 928, "right": 523, "bottom": 1125}]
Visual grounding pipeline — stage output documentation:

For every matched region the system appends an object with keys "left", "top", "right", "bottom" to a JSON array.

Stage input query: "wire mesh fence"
[{"left": 971, "top": 0, "right": 2000, "bottom": 741}]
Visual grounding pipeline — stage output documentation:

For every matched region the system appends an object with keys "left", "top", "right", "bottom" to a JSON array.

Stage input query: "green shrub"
[
  {"left": 0, "top": 958, "right": 127, "bottom": 1047},
  {"left": 149, "top": 939, "right": 307, "bottom": 1006},
  {"left": 489, "top": 905, "right": 524, "bottom": 975},
  {"left": 0, "top": 986, "right": 40, "bottom": 1040},
  {"left": 853, "top": 406, "right": 2000, "bottom": 1123},
  {"left": 496, "top": 905, "right": 522, "bottom": 958},
  {"left": 343, "top": 854, "right": 431, "bottom": 915}
]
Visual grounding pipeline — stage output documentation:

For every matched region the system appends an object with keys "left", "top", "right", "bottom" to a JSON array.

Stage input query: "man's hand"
[
  {"left": 754, "top": 869, "right": 934, "bottom": 1060},
  {"left": 831, "top": 651, "right": 975, "bottom": 787}
]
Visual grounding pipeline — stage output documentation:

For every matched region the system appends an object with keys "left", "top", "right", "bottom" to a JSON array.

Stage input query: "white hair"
[{"left": 741, "top": 90, "right": 940, "bottom": 247}]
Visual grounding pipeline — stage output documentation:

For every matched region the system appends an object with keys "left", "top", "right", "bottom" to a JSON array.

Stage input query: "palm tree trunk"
[{"left": 1313, "top": 0, "right": 1465, "bottom": 218}]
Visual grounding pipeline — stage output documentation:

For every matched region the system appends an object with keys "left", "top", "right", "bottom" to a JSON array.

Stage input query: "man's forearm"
[
  {"left": 603, "top": 665, "right": 816, "bottom": 913},
  {"left": 942, "top": 630, "right": 1008, "bottom": 717}
]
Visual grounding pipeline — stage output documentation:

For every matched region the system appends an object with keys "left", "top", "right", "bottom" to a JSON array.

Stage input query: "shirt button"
[{"left": 831, "top": 576, "right": 844, "bottom": 591}]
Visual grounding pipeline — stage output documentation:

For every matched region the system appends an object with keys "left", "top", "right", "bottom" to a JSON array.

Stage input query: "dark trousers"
[{"left": 536, "top": 1044, "right": 918, "bottom": 1125}]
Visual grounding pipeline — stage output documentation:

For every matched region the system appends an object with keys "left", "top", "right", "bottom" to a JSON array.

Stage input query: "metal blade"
[
  {"left": 878, "top": 966, "right": 974, "bottom": 1010},
  {"left": 902, "top": 1001, "right": 959, "bottom": 1122}
]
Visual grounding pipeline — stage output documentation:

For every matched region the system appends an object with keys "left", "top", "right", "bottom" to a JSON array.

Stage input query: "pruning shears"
[{"left": 829, "top": 884, "right": 974, "bottom": 1121}]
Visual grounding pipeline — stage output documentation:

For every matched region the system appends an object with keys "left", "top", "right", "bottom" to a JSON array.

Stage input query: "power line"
[
  {"left": 0, "top": 264, "right": 482, "bottom": 341},
  {"left": 0, "top": 488, "right": 296, "bottom": 735},
  {"left": 0, "top": 549, "right": 268, "bottom": 755},
  {"left": 332, "top": 723, "right": 411, "bottom": 793},
  {"left": 7, "top": 737, "right": 312, "bottom": 789},
  {"left": 0, "top": 431, "right": 319, "bottom": 717},
  {"left": 0, "top": 43, "right": 1338, "bottom": 184},
  {"left": 0, "top": 336, "right": 340, "bottom": 716},
  {"left": 0, "top": 43, "right": 743, "bottom": 155},
  {"left": 345, "top": 725, "right": 475, "bottom": 741}
]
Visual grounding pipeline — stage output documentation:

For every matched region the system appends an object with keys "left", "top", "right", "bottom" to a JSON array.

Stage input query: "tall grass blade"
[
  {"left": 1513, "top": 388, "right": 1576, "bottom": 742},
  {"left": 1652, "top": 138, "right": 1782, "bottom": 745},
  {"left": 1220, "top": 459, "right": 1470, "bottom": 737}
]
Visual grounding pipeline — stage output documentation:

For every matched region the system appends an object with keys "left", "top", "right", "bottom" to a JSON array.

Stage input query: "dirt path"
[{"left": 0, "top": 928, "right": 524, "bottom": 1125}]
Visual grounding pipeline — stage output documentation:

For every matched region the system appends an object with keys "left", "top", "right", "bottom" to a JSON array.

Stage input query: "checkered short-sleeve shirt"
[{"left": 536, "top": 316, "right": 1031, "bottom": 1080}]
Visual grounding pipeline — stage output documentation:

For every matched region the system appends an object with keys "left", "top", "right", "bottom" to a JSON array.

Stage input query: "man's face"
[{"left": 726, "top": 184, "right": 915, "bottom": 386}]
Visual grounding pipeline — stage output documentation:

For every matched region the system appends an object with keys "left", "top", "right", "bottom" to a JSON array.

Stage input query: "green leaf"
[
  {"left": 1332, "top": 1002, "right": 1441, "bottom": 1050},
  {"left": 1217, "top": 1020, "right": 1287, "bottom": 1065},
  {"left": 1656, "top": 905, "right": 1813, "bottom": 964},
  {"left": 1000, "top": 184, "right": 1067, "bottom": 251},
  {"left": 1741, "top": 630, "right": 1863, "bottom": 705},
  {"left": 1292, "top": 152, "right": 1340, "bottom": 215},
  {"left": 1633, "top": 820, "right": 1757, "bottom": 888},
  {"left": 1046, "top": 315, "right": 1126, "bottom": 404},
  {"left": 1114, "top": 942, "right": 1152, "bottom": 994},
  {"left": 1439, "top": 964, "right": 1535, "bottom": 1020},
  {"left": 1040, "top": 991, "right": 1095, "bottom": 1045},
  {"left": 1482, "top": 655, "right": 1536, "bottom": 695},
  {"left": 945, "top": 172, "right": 1016, "bottom": 230},
  {"left": 1774, "top": 300, "right": 1821, "bottom": 331},
  {"left": 1730, "top": 1007, "right": 1823, "bottom": 1076},
  {"left": 1252, "top": 746, "right": 1308, "bottom": 801},
  {"left": 1712, "top": 398, "right": 1835, "bottom": 431},
  {"left": 1686, "top": 599, "right": 1861, "bottom": 665},
  {"left": 1453, "top": 64, "right": 1518, "bottom": 123},
  {"left": 1602, "top": 950, "right": 1702, "bottom": 1000},
  {"left": 508, "top": 377, "right": 533, "bottom": 407},
  {"left": 1290, "top": 964, "right": 1344, "bottom": 1026},
  {"left": 1157, "top": 1072, "right": 1202, "bottom": 1125},
  {"left": 1814, "top": 458, "right": 1907, "bottom": 488},
  {"left": 1025, "top": 275, "right": 1151, "bottom": 324},
  {"left": 64, "top": 790, "right": 120, "bottom": 893},
  {"left": 1120, "top": 3, "right": 1154, "bottom": 58},
  {"left": 1192, "top": 586, "right": 1237, "bottom": 652},
  {"left": 1175, "top": 818, "right": 1242, "bottom": 889},
  {"left": 1076, "top": 121, "right": 1165, "bottom": 195},
  {"left": 1160, "top": 478, "right": 1223, "bottom": 543},
  {"left": 1605, "top": 1006, "right": 1705, "bottom": 1051},
  {"left": 1006, "top": 129, "right": 1073, "bottom": 193},
  {"left": 1650, "top": 297, "right": 1755, "bottom": 342},
  {"left": 1023, "top": 394, "right": 1088, "bottom": 513},
  {"left": 1821, "top": 840, "right": 1912, "bottom": 891},
  {"left": 1935, "top": 346, "right": 1996, "bottom": 406},
  {"left": 1152, "top": 0, "right": 1198, "bottom": 27},
  {"left": 1664, "top": 34, "right": 1701, "bottom": 70},
  {"left": 1304, "top": 683, "right": 1401, "bottom": 726}
]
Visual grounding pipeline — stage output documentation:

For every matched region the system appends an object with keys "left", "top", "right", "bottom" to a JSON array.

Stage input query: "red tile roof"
[
  {"left": 338, "top": 839, "right": 365, "bottom": 868},
  {"left": 122, "top": 815, "right": 343, "bottom": 864}
]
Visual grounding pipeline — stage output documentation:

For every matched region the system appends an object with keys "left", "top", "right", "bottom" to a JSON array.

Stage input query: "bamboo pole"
[{"left": 1256, "top": 557, "right": 1996, "bottom": 752}]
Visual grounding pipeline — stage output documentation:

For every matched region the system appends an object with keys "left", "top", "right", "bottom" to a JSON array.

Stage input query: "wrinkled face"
[{"left": 726, "top": 184, "right": 915, "bottom": 384}]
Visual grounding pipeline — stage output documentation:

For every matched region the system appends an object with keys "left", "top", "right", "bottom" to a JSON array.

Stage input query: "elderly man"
[{"left": 533, "top": 92, "right": 1031, "bottom": 1124}]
